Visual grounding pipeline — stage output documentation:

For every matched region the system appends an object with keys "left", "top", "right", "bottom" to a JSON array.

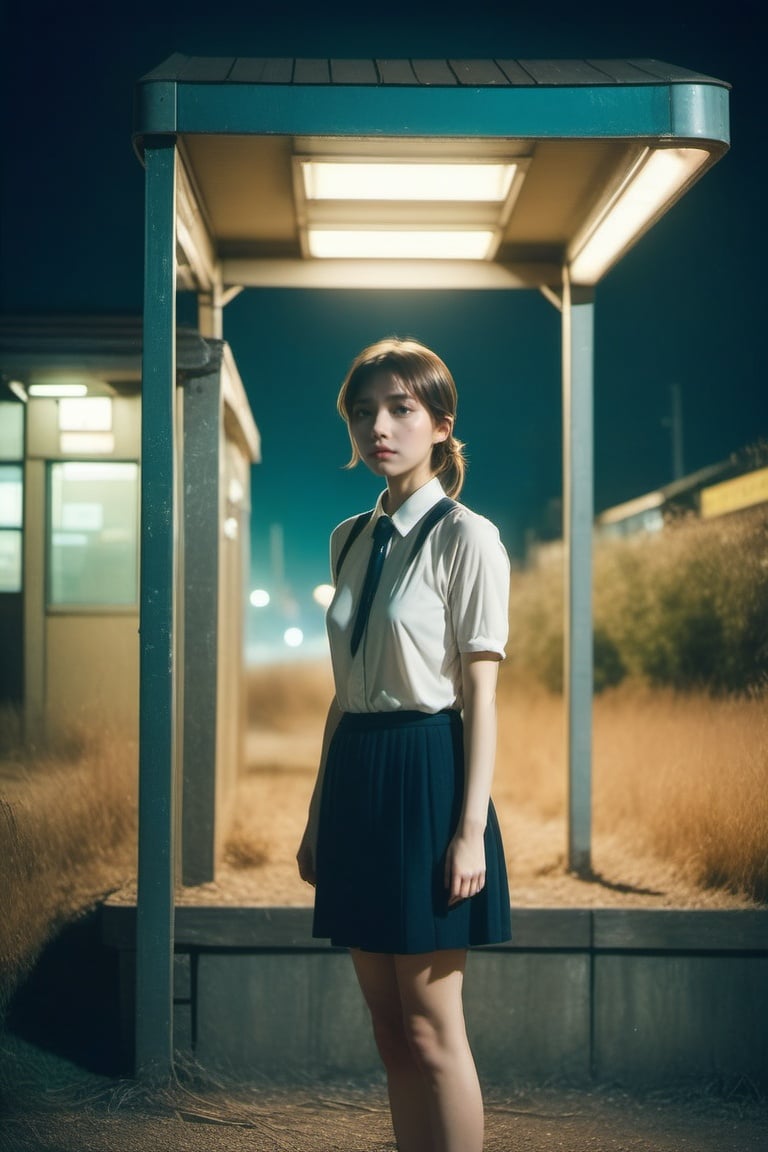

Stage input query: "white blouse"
[{"left": 326, "top": 477, "right": 510, "bottom": 714}]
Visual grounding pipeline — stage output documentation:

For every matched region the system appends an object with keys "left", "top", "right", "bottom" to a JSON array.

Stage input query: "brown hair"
[{"left": 337, "top": 337, "right": 467, "bottom": 499}]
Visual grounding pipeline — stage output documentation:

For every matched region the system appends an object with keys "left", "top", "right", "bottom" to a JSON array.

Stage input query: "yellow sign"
[{"left": 700, "top": 467, "right": 768, "bottom": 519}]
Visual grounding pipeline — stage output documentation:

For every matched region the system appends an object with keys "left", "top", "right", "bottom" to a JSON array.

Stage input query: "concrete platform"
[{"left": 102, "top": 905, "right": 768, "bottom": 1089}]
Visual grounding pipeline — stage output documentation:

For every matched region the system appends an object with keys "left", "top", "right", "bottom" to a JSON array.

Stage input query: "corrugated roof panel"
[
  {"left": 139, "top": 55, "right": 730, "bottom": 89},
  {"left": 449, "top": 59, "right": 510, "bottom": 86},
  {"left": 376, "top": 59, "right": 419, "bottom": 85},
  {"left": 629, "top": 58, "right": 726, "bottom": 83},
  {"left": 584, "top": 59, "right": 671, "bottom": 84},
  {"left": 330, "top": 58, "right": 379, "bottom": 84},
  {"left": 520, "top": 59, "right": 618, "bottom": 85},
  {"left": 228, "top": 57, "right": 294, "bottom": 84},
  {"left": 177, "top": 57, "right": 235, "bottom": 82},
  {"left": 293, "top": 58, "right": 330, "bottom": 84},
  {"left": 411, "top": 59, "right": 459, "bottom": 86},
  {"left": 227, "top": 58, "right": 270, "bottom": 83},
  {"left": 495, "top": 59, "right": 538, "bottom": 85}
]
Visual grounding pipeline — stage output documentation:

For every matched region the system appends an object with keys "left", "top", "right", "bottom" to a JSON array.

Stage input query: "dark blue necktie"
[{"left": 350, "top": 515, "right": 395, "bottom": 656}]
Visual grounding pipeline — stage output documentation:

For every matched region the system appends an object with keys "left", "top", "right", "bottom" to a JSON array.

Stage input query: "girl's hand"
[
  {"left": 296, "top": 830, "right": 317, "bottom": 886},
  {"left": 444, "top": 828, "right": 486, "bottom": 906}
]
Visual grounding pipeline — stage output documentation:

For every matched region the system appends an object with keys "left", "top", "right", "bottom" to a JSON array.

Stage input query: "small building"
[
  {"left": 0, "top": 315, "right": 260, "bottom": 880},
  {"left": 595, "top": 453, "right": 768, "bottom": 540}
]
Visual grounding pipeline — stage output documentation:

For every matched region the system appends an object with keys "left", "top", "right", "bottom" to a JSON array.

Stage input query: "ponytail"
[{"left": 432, "top": 433, "right": 466, "bottom": 499}]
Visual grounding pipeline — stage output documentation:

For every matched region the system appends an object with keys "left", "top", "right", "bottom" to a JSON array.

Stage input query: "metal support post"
[
  {"left": 562, "top": 274, "right": 594, "bottom": 876},
  {"left": 136, "top": 137, "right": 178, "bottom": 1079}
]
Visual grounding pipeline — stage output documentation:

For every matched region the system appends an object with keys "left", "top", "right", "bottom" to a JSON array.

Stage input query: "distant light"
[
  {"left": 569, "top": 147, "right": 710, "bottom": 284},
  {"left": 29, "top": 383, "right": 88, "bottom": 398},
  {"left": 223, "top": 516, "right": 238, "bottom": 540},
  {"left": 313, "top": 583, "right": 335, "bottom": 609},
  {"left": 284, "top": 627, "right": 304, "bottom": 648},
  {"left": 307, "top": 229, "right": 495, "bottom": 260},
  {"left": 301, "top": 160, "right": 517, "bottom": 202},
  {"left": 250, "top": 588, "right": 270, "bottom": 608}
]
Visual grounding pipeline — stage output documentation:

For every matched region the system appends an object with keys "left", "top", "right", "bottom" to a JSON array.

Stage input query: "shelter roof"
[
  {"left": 138, "top": 55, "right": 727, "bottom": 89},
  {"left": 133, "top": 55, "right": 730, "bottom": 290}
]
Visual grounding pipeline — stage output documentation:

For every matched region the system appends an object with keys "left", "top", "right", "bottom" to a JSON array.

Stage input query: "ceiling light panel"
[
  {"left": 294, "top": 152, "right": 529, "bottom": 262},
  {"left": 307, "top": 230, "right": 496, "bottom": 260},
  {"left": 301, "top": 160, "right": 517, "bottom": 202}
]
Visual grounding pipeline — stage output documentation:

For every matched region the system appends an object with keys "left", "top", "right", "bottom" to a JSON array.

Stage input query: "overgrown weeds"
[
  {"left": 509, "top": 508, "right": 768, "bottom": 695},
  {"left": 0, "top": 713, "right": 137, "bottom": 1014}
]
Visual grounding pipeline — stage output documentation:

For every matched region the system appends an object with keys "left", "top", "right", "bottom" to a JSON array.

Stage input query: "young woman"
[{"left": 297, "top": 337, "right": 511, "bottom": 1152}]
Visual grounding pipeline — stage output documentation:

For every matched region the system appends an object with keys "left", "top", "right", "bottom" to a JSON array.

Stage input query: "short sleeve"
[{"left": 446, "top": 513, "right": 510, "bottom": 658}]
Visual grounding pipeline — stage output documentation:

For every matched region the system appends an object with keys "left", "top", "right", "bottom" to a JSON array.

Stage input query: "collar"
[{"left": 373, "top": 477, "right": 447, "bottom": 538}]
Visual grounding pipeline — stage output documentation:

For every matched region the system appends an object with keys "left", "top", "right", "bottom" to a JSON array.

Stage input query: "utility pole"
[{"left": 670, "top": 382, "right": 684, "bottom": 480}]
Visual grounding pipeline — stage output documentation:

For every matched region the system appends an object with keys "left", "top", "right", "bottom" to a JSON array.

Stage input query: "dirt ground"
[
  {"left": 2, "top": 1032, "right": 767, "bottom": 1152},
  {"left": 107, "top": 725, "right": 759, "bottom": 914},
  {"left": 3, "top": 678, "right": 766, "bottom": 1150}
]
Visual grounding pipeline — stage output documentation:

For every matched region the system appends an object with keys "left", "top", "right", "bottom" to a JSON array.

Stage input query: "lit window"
[
  {"left": 58, "top": 397, "right": 113, "bottom": 432},
  {"left": 0, "top": 466, "right": 23, "bottom": 528},
  {"left": 0, "top": 403, "right": 24, "bottom": 459},
  {"left": 48, "top": 461, "right": 139, "bottom": 607},
  {"left": 0, "top": 531, "right": 22, "bottom": 593}
]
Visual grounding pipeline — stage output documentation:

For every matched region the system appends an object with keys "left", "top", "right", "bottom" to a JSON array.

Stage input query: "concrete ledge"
[
  {"left": 102, "top": 904, "right": 593, "bottom": 951},
  {"left": 592, "top": 908, "right": 768, "bottom": 951},
  {"left": 102, "top": 904, "right": 768, "bottom": 1088}
]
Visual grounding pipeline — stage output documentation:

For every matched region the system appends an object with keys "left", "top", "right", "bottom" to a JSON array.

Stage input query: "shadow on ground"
[{"left": 5, "top": 910, "right": 127, "bottom": 1076}]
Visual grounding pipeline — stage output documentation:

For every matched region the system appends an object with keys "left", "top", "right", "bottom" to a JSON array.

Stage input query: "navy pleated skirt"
[{"left": 313, "top": 709, "right": 511, "bottom": 954}]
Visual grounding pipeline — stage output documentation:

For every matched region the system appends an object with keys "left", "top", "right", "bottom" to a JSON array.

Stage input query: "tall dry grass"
[
  {"left": 592, "top": 684, "right": 768, "bottom": 900},
  {"left": 497, "top": 505, "right": 768, "bottom": 900},
  {"left": 244, "top": 659, "right": 335, "bottom": 733},
  {"left": 234, "top": 660, "right": 767, "bottom": 906},
  {"left": 496, "top": 671, "right": 768, "bottom": 902},
  {"left": 0, "top": 711, "right": 137, "bottom": 1013}
]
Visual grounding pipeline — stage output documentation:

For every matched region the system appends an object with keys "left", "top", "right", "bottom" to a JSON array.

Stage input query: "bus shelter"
[{"left": 133, "top": 55, "right": 730, "bottom": 1076}]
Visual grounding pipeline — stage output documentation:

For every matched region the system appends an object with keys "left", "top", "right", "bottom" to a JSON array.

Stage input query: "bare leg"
[
  {"left": 351, "top": 949, "right": 436, "bottom": 1152},
  {"left": 394, "top": 950, "right": 483, "bottom": 1152},
  {"left": 351, "top": 948, "right": 483, "bottom": 1152}
]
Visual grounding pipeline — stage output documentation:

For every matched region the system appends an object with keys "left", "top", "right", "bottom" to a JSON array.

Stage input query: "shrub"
[{"left": 511, "top": 507, "right": 768, "bottom": 695}]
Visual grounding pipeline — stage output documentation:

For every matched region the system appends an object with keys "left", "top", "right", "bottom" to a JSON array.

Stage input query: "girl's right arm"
[{"left": 296, "top": 697, "right": 343, "bottom": 886}]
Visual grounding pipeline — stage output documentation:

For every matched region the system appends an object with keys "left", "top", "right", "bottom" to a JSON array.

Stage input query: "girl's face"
[{"left": 348, "top": 371, "right": 450, "bottom": 496}]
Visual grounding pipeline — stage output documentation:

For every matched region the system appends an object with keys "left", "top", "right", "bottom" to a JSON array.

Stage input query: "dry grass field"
[
  {"left": 2, "top": 654, "right": 766, "bottom": 1006},
  {"left": 0, "top": 713, "right": 137, "bottom": 1011},
  {"left": 199, "top": 659, "right": 768, "bottom": 911}
]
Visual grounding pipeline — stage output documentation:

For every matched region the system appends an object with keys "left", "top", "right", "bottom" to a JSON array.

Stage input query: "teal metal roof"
[
  {"left": 132, "top": 55, "right": 730, "bottom": 290},
  {"left": 135, "top": 55, "right": 730, "bottom": 143}
]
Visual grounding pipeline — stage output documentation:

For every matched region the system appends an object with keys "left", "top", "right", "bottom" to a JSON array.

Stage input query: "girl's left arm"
[{"left": 444, "top": 651, "right": 501, "bottom": 905}]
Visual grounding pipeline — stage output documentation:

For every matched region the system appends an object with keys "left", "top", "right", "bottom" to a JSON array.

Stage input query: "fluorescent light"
[
  {"left": 302, "top": 161, "right": 516, "bottom": 202},
  {"left": 29, "top": 383, "right": 88, "bottom": 398},
  {"left": 307, "top": 229, "right": 495, "bottom": 260},
  {"left": 59, "top": 432, "right": 115, "bottom": 454},
  {"left": 569, "top": 147, "right": 710, "bottom": 284},
  {"left": 8, "top": 380, "right": 27, "bottom": 402}
]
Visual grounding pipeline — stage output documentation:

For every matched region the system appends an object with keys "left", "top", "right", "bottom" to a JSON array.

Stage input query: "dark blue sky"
[{"left": 1, "top": 1, "right": 765, "bottom": 633}]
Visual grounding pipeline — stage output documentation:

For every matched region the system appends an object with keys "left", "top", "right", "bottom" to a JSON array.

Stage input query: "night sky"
[{"left": 1, "top": 1, "right": 765, "bottom": 646}]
